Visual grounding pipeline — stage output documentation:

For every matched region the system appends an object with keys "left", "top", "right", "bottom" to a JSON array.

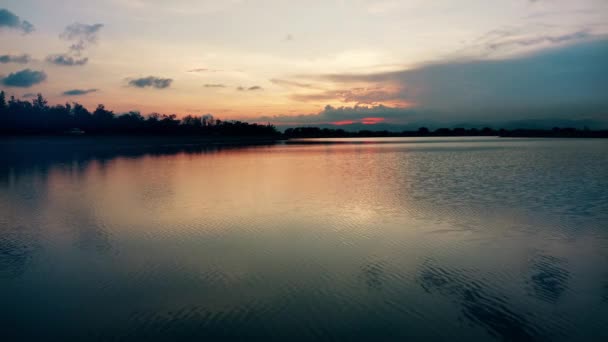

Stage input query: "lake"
[{"left": 1, "top": 137, "right": 607, "bottom": 340}]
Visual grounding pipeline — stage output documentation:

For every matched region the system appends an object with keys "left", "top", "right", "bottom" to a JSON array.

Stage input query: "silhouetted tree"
[
  {"left": 418, "top": 127, "right": 429, "bottom": 135},
  {"left": 91, "top": 104, "right": 115, "bottom": 133},
  {"left": 0, "top": 91, "right": 6, "bottom": 111}
]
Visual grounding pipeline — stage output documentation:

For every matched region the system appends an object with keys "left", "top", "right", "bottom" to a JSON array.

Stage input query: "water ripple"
[
  {"left": 418, "top": 260, "right": 547, "bottom": 341},
  {"left": 527, "top": 255, "right": 570, "bottom": 303}
]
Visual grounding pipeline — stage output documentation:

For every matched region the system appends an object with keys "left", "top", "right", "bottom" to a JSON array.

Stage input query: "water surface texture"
[{"left": 1, "top": 137, "right": 607, "bottom": 340}]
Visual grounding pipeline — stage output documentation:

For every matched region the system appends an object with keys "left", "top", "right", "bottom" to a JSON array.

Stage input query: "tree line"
[
  {"left": 1, "top": 91, "right": 606, "bottom": 138},
  {"left": 0, "top": 91, "right": 279, "bottom": 136}
]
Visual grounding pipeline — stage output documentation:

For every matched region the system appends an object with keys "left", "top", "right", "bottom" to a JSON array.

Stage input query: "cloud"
[
  {"left": 256, "top": 104, "right": 415, "bottom": 126},
  {"left": 270, "top": 38, "right": 608, "bottom": 128},
  {"left": 1, "top": 69, "right": 47, "bottom": 88},
  {"left": 22, "top": 93, "right": 36, "bottom": 98},
  {"left": 62, "top": 89, "right": 98, "bottom": 96},
  {"left": 284, "top": 34, "right": 293, "bottom": 41},
  {"left": 483, "top": 30, "right": 591, "bottom": 53},
  {"left": 188, "top": 68, "right": 224, "bottom": 73},
  {"left": 270, "top": 78, "right": 314, "bottom": 89},
  {"left": 237, "top": 85, "right": 263, "bottom": 91},
  {"left": 204, "top": 84, "right": 225, "bottom": 88},
  {"left": 0, "top": 54, "right": 31, "bottom": 64},
  {"left": 0, "top": 9, "right": 34, "bottom": 34},
  {"left": 116, "top": 0, "right": 243, "bottom": 15},
  {"left": 291, "top": 87, "right": 402, "bottom": 105},
  {"left": 337, "top": 38, "right": 608, "bottom": 115},
  {"left": 46, "top": 54, "right": 88, "bottom": 66},
  {"left": 128, "top": 76, "right": 173, "bottom": 89},
  {"left": 460, "top": 27, "right": 596, "bottom": 58},
  {"left": 45, "top": 22, "right": 103, "bottom": 66},
  {"left": 61, "top": 23, "right": 104, "bottom": 54}
]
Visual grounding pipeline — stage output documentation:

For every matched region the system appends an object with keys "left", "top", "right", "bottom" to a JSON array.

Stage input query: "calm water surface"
[{"left": 1, "top": 137, "right": 607, "bottom": 340}]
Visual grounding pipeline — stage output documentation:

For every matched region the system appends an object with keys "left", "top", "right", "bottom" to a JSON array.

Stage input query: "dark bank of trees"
[
  {"left": 2, "top": 91, "right": 607, "bottom": 139},
  {"left": 283, "top": 126, "right": 608, "bottom": 139},
  {"left": 0, "top": 91, "right": 279, "bottom": 137}
]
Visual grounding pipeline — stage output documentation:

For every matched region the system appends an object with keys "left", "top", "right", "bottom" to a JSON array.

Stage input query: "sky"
[{"left": 1, "top": 0, "right": 607, "bottom": 129}]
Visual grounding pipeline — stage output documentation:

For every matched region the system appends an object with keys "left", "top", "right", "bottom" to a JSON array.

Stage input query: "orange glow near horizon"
[
  {"left": 332, "top": 120, "right": 356, "bottom": 126},
  {"left": 330, "top": 117, "right": 386, "bottom": 126},
  {"left": 361, "top": 117, "right": 386, "bottom": 125}
]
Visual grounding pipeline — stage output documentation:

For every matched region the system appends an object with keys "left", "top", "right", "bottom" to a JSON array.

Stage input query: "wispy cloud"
[
  {"left": 458, "top": 27, "right": 596, "bottom": 59},
  {"left": 115, "top": 0, "right": 244, "bottom": 15},
  {"left": 237, "top": 85, "right": 263, "bottom": 91},
  {"left": 62, "top": 88, "right": 98, "bottom": 96},
  {"left": 61, "top": 23, "right": 104, "bottom": 55},
  {"left": 291, "top": 87, "right": 402, "bottom": 105},
  {"left": 270, "top": 78, "right": 314, "bottom": 89},
  {"left": 0, "top": 54, "right": 31, "bottom": 64},
  {"left": 46, "top": 22, "right": 103, "bottom": 67},
  {"left": 1, "top": 69, "right": 47, "bottom": 88},
  {"left": 204, "top": 84, "right": 225, "bottom": 88},
  {"left": 0, "top": 8, "right": 34, "bottom": 34},
  {"left": 483, "top": 30, "right": 591, "bottom": 52},
  {"left": 128, "top": 76, "right": 173, "bottom": 89},
  {"left": 188, "top": 68, "right": 222, "bottom": 73}
]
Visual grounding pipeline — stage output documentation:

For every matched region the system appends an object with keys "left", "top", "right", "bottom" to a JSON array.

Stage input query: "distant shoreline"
[{"left": 282, "top": 127, "right": 608, "bottom": 139}]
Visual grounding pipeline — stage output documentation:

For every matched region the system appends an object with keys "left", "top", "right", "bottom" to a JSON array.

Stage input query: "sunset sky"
[{"left": 1, "top": 0, "right": 607, "bottom": 128}]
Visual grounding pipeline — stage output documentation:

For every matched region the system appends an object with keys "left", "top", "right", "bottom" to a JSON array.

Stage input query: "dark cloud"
[
  {"left": 61, "top": 23, "right": 104, "bottom": 54},
  {"left": 1, "top": 69, "right": 47, "bottom": 88},
  {"left": 46, "top": 54, "right": 88, "bottom": 66},
  {"left": 204, "top": 84, "right": 225, "bottom": 88},
  {"left": 0, "top": 9, "right": 34, "bottom": 34},
  {"left": 128, "top": 76, "right": 173, "bottom": 89},
  {"left": 315, "top": 38, "right": 608, "bottom": 125},
  {"left": 258, "top": 38, "right": 608, "bottom": 129},
  {"left": 62, "top": 89, "right": 98, "bottom": 96},
  {"left": 0, "top": 54, "right": 30, "bottom": 64}
]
